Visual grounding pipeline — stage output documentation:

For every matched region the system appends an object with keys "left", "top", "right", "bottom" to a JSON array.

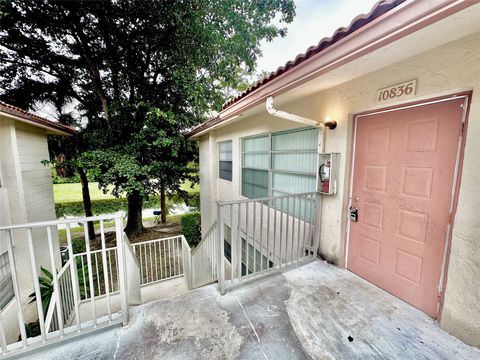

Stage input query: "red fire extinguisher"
[{"left": 320, "top": 160, "right": 330, "bottom": 193}]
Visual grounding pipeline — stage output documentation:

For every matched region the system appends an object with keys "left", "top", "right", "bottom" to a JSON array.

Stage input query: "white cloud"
[{"left": 256, "top": 0, "right": 380, "bottom": 74}]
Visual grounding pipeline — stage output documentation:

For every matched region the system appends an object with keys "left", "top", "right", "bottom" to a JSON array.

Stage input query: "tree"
[
  {"left": 0, "top": 0, "right": 295, "bottom": 235},
  {"left": 47, "top": 132, "right": 96, "bottom": 239}
]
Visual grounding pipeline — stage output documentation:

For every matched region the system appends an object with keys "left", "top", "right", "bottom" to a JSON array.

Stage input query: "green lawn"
[
  {"left": 54, "top": 181, "right": 199, "bottom": 204},
  {"left": 57, "top": 214, "right": 184, "bottom": 245},
  {"left": 54, "top": 182, "right": 118, "bottom": 203}
]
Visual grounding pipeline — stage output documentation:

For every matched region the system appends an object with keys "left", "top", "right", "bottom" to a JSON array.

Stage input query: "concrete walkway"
[{"left": 26, "top": 261, "right": 479, "bottom": 360}]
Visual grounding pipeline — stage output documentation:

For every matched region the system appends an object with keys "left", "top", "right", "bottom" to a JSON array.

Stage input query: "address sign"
[{"left": 376, "top": 80, "right": 417, "bottom": 103}]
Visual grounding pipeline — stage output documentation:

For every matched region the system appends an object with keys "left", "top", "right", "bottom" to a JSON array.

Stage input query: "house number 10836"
[{"left": 376, "top": 80, "right": 416, "bottom": 103}]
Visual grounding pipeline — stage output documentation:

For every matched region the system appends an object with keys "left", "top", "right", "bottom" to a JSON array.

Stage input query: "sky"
[
  {"left": 256, "top": 0, "right": 379, "bottom": 74},
  {"left": 34, "top": 0, "right": 380, "bottom": 120}
]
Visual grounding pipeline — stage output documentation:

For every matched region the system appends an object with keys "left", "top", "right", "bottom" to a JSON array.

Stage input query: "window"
[
  {"left": 271, "top": 128, "right": 318, "bottom": 196},
  {"left": 241, "top": 238, "right": 274, "bottom": 275},
  {"left": 0, "top": 252, "right": 14, "bottom": 310},
  {"left": 224, "top": 227, "right": 273, "bottom": 274},
  {"left": 219, "top": 140, "right": 233, "bottom": 181},
  {"left": 241, "top": 135, "right": 269, "bottom": 198},
  {"left": 241, "top": 128, "right": 318, "bottom": 200},
  {"left": 224, "top": 225, "right": 232, "bottom": 263}
]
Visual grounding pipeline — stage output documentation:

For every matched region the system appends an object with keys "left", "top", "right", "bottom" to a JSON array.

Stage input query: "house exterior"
[
  {"left": 188, "top": 0, "right": 480, "bottom": 347},
  {"left": 0, "top": 102, "right": 74, "bottom": 343}
]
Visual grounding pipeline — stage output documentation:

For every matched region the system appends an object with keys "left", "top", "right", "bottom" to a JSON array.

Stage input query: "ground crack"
[{"left": 234, "top": 295, "right": 269, "bottom": 360}]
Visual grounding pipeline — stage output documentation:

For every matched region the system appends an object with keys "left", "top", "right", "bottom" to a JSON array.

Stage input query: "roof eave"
[
  {"left": 188, "top": 0, "right": 474, "bottom": 140},
  {"left": 0, "top": 110, "right": 76, "bottom": 136}
]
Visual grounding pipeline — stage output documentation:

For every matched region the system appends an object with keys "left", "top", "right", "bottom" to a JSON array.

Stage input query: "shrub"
[
  {"left": 55, "top": 195, "right": 167, "bottom": 217},
  {"left": 181, "top": 212, "right": 201, "bottom": 248},
  {"left": 23, "top": 321, "right": 41, "bottom": 340}
]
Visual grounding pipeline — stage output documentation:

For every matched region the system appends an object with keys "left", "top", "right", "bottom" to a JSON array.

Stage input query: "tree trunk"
[
  {"left": 78, "top": 167, "right": 95, "bottom": 240},
  {"left": 125, "top": 190, "right": 144, "bottom": 236},
  {"left": 160, "top": 183, "right": 167, "bottom": 223}
]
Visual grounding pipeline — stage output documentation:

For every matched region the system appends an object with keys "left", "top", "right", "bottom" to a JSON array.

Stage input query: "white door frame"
[{"left": 344, "top": 93, "right": 470, "bottom": 311}]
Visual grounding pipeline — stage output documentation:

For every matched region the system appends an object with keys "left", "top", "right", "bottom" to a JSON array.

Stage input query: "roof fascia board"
[
  {"left": 189, "top": 0, "right": 473, "bottom": 139},
  {"left": 0, "top": 112, "right": 73, "bottom": 136}
]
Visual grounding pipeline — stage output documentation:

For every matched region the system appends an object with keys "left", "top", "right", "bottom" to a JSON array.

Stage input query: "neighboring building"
[
  {"left": 189, "top": 0, "right": 480, "bottom": 347},
  {"left": 0, "top": 102, "right": 75, "bottom": 342}
]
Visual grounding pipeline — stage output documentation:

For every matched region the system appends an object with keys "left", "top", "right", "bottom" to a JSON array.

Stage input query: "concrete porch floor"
[{"left": 26, "top": 260, "right": 479, "bottom": 360}]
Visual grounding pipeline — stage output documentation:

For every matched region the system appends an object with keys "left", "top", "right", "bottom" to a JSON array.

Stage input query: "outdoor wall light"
[{"left": 324, "top": 116, "right": 337, "bottom": 130}]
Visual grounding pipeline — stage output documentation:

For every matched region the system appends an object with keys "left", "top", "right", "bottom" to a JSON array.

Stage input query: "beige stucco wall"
[
  {"left": 198, "top": 32, "right": 480, "bottom": 346},
  {"left": 0, "top": 118, "right": 60, "bottom": 343}
]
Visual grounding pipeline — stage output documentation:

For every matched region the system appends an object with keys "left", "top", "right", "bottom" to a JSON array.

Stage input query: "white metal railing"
[
  {"left": 131, "top": 236, "right": 184, "bottom": 286},
  {"left": 189, "top": 221, "right": 218, "bottom": 289},
  {"left": 75, "top": 247, "right": 120, "bottom": 300},
  {"left": 181, "top": 237, "right": 192, "bottom": 290},
  {"left": 44, "top": 261, "right": 76, "bottom": 333},
  {"left": 0, "top": 212, "right": 132, "bottom": 357},
  {"left": 216, "top": 192, "right": 319, "bottom": 294}
]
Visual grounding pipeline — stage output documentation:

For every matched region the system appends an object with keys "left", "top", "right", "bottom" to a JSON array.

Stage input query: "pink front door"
[{"left": 347, "top": 97, "right": 465, "bottom": 317}]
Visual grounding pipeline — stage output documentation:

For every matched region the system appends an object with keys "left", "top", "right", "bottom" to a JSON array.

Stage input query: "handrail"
[
  {"left": 44, "top": 296, "right": 57, "bottom": 333},
  {"left": 131, "top": 235, "right": 183, "bottom": 246},
  {"left": 130, "top": 235, "right": 184, "bottom": 286},
  {"left": 0, "top": 212, "right": 124, "bottom": 231},
  {"left": 188, "top": 220, "right": 218, "bottom": 289},
  {"left": 0, "top": 212, "right": 131, "bottom": 356},
  {"left": 56, "top": 259, "right": 72, "bottom": 278},
  {"left": 181, "top": 236, "right": 192, "bottom": 290},
  {"left": 218, "top": 191, "right": 317, "bottom": 206},
  {"left": 191, "top": 220, "right": 217, "bottom": 256},
  {"left": 123, "top": 234, "right": 141, "bottom": 305}
]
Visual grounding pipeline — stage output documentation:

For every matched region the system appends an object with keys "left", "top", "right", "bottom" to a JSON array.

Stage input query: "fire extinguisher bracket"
[{"left": 318, "top": 152, "right": 340, "bottom": 195}]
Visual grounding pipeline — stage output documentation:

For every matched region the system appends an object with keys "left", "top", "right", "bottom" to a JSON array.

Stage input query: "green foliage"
[
  {"left": 185, "top": 191, "right": 200, "bottom": 208},
  {"left": 55, "top": 195, "right": 168, "bottom": 217},
  {"left": 50, "top": 166, "right": 96, "bottom": 184},
  {"left": 181, "top": 212, "right": 201, "bottom": 248},
  {"left": 51, "top": 167, "right": 81, "bottom": 184},
  {"left": 28, "top": 267, "right": 54, "bottom": 316},
  {"left": 1, "top": 0, "right": 295, "bottom": 233},
  {"left": 23, "top": 321, "right": 41, "bottom": 339},
  {"left": 29, "top": 266, "right": 88, "bottom": 317},
  {"left": 72, "top": 238, "right": 86, "bottom": 255}
]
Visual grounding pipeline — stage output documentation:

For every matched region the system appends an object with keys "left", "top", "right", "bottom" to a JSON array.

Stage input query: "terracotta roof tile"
[
  {"left": 188, "top": 0, "right": 405, "bottom": 138},
  {"left": 222, "top": 0, "right": 405, "bottom": 110}
]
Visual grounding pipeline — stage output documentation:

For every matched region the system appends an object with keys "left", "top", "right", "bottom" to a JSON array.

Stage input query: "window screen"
[
  {"left": 0, "top": 251, "right": 14, "bottom": 310},
  {"left": 241, "top": 128, "right": 318, "bottom": 201},
  {"left": 219, "top": 141, "right": 233, "bottom": 181},
  {"left": 241, "top": 135, "right": 269, "bottom": 198}
]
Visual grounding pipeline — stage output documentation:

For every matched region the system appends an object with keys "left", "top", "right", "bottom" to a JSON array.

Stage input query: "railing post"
[
  {"left": 114, "top": 212, "right": 129, "bottom": 326},
  {"left": 217, "top": 203, "right": 225, "bottom": 295},
  {"left": 6, "top": 230, "right": 27, "bottom": 348},
  {"left": 65, "top": 223, "right": 81, "bottom": 332},
  {"left": 312, "top": 192, "right": 322, "bottom": 258}
]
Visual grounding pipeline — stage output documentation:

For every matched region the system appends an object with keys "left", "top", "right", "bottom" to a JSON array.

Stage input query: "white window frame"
[
  {"left": 241, "top": 127, "right": 319, "bottom": 199},
  {"left": 218, "top": 140, "right": 233, "bottom": 181}
]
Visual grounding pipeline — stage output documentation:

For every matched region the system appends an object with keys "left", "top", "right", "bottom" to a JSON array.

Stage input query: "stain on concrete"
[
  {"left": 284, "top": 261, "right": 480, "bottom": 360},
  {"left": 115, "top": 287, "right": 243, "bottom": 360}
]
